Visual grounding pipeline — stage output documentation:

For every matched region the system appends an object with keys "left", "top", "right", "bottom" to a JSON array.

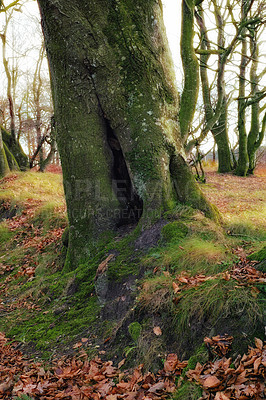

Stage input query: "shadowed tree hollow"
[{"left": 37, "top": 0, "right": 218, "bottom": 271}]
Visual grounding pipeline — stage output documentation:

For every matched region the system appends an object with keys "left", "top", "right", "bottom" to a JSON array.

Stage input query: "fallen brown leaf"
[{"left": 153, "top": 326, "right": 162, "bottom": 336}]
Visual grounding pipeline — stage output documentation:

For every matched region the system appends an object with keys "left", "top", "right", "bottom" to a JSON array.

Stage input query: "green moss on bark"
[
  {"left": 3, "top": 142, "right": 19, "bottom": 171},
  {"left": 170, "top": 153, "right": 220, "bottom": 222},
  {"left": 180, "top": 0, "right": 199, "bottom": 142},
  {"left": 0, "top": 142, "right": 9, "bottom": 178},
  {"left": 38, "top": 0, "right": 219, "bottom": 270},
  {"left": 1, "top": 126, "right": 28, "bottom": 171}
]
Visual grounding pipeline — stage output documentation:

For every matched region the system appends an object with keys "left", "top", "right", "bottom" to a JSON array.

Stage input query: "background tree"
[
  {"left": 247, "top": 29, "right": 266, "bottom": 174},
  {"left": 235, "top": 0, "right": 251, "bottom": 175},
  {"left": 0, "top": 2, "right": 28, "bottom": 170},
  {"left": 28, "top": 41, "right": 56, "bottom": 171},
  {"left": 0, "top": 1, "right": 56, "bottom": 173},
  {"left": 179, "top": 0, "right": 200, "bottom": 142},
  {"left": 0, "top": 119, "right": 9, "bottom": 177},
  {"left": 236, "top": 1, "right": 266, "bottom": 175},
  {"left": 184, "top": 0, "right": 265, "bottom": 175},
  {"left": 195, "top": 1, "right": 233, "bottom": 173}
]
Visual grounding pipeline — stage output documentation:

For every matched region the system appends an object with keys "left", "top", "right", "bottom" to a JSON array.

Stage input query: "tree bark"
[
  {"left": 212, "top": 98, "right": 232, "bottom": 173},
  {"left": 180, "top": 0, "right": 199, "bottom": 142},
  {"left": 0, "top": 30, "right": 16, "bottom": 142},
  {"left": 32, "top": 44, "right": 45, "bottom": 171},
  {"left": 0, "top": 130, "right": 9, "bottom": 177},
  {"left": 37, "top": 0, "right": 218, "bottom": 271},
  {"left": 235, "top": 0, "right": 249, "bottom": 176},
  {"left": 1, "top": 125, "right": 28, "bottom": 170},
  {"left": 247, "top": 32, "right": 264, "bottom": 174},
  {"left": 196, "top": 4, "right": 232, "bottom": 173}
]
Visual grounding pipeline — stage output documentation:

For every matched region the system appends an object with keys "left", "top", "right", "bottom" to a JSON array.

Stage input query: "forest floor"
[{"left": 0, "top": 165, "right": 265, "bottom": 399}]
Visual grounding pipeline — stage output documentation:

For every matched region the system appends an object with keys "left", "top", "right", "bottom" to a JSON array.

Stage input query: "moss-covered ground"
[{"left": 0, "top": 168, "right": 265, "bottom": 398}]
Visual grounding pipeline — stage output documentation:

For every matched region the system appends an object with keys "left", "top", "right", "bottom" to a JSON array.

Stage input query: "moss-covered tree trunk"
[
  {"left": 37, "top": 0, "right": 218, "bottom": 271},
  {"left": 0, "top": 130, "right": 9, "bottom": 177},
  {"left": 0, "top": 30, "right": 16, "bottom": 142},
  {"left": 197, "top": 4, "right": 232, "bottom": 173},
  {"left": 247, "top": 34, "right": 265, "bottom": 174},
  {"left": 179, "top": 0, "right": 199, "bottom": 142},
  {"left": 1, "top": 125, "right": 28, "bottom": 170},
  {"left": 212, "top": 98, "right": 232, "bottom": 174},
  {"left": 235, "top": 0, "right": 249, "bottom": 176},
  {"left": 213, "top": 2, "right": 232, "bottom": 173}
]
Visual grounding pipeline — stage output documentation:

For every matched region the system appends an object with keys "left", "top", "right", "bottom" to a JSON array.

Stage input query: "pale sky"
[{"left": 163, "top": 0, "right": 182, "bottom": 74}]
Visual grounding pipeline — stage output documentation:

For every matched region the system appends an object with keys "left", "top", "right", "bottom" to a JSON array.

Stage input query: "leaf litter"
[
  {"left": 170, "top": 251, "right": 265, "bottom": 305},
  {"left": 0, "top": 332, "right": 264, "bottom": 399},
  {"left": 187, "top": 337, "right": 265, "bottom": 399}
]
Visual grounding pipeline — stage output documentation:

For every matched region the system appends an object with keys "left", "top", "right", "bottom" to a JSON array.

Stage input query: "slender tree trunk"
[
  {"left": 0, "top": 31, "right": 16, "bottom": 142},
  {"left": 33, "top": 45, "right": 45, "bottom": 171},
  {"left": 213, "top": 1, "right": 232, "bottom": 173},
  {"left": 197, "top": 4, "right": 232, "bottom": 173},
  {"left": 236, "top": 1, "right": 249, "bottom": 176},
  {"left": 247, "top": 34, "right": 264, "bottom": 174},
  {"left": 212, "top": 98, "right": 232, "bottom": 173},
  {"left": 180, "top": 0, "right": 199, "bottom": 142},
  {"left": 38, "top": 0, "right": 218, "bottom": 271},
  {"left": 212, "top": 144, "right": 216, "bottom": 163}
]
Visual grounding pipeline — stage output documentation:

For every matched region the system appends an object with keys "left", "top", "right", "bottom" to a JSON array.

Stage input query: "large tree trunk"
[{"left": 37, "top": 0, "right": 218, "bottom": 271}]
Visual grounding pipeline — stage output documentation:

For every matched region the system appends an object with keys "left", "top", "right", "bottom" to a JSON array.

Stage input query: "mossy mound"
[
  {"left": 160, "top": 221, "right": 188, "bottom": 243},
  {"left": 248, "top": 245, "right": 266, "bottom": 272}
]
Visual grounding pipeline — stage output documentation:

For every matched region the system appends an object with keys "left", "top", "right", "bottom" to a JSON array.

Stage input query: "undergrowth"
[{"left": 0, "top": 169, "right": 265, "bottom": 374}]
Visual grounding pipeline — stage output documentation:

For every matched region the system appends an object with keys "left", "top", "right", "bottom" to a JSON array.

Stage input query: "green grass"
[
  {"left": 0, "top": 169, "right": 265, "bottom": 365},
  {"left": 160, "top": 221, "right": 189, "bottom": 242},
  {"left": 175, "top": 279, "right": 262, "bottom": 329},
  {"left": 201, "top": 172, "right": 266, "bottom": 247},
  {"left": 15, "top": 395, "right": 35, "bottom": 400},
  {"left": 0, "top": 171, "right": 65, "bottom": 205},
  {"left": 249, "top": 245, "right": 266, "bottom": 262},
  {"left": 32, "top": 202, "right": 67, "bottom": 232},
  {"left": 0, "top": 172, "right": 72, "bottom": 355},
  {"left": 173, "top": 382, "right": 202, "bottom": 400},
  {"left": 0, "top": 222, "right": 14, "bottom": 244},
  {"left": 225, "top": 214, "right": 266, "bottom": 241},
  {"left": 185, "top": 344, "right": 209, "bottom": 370},
  {"left": 144, "top": 236, "right": 229, "bottom": 276}
]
